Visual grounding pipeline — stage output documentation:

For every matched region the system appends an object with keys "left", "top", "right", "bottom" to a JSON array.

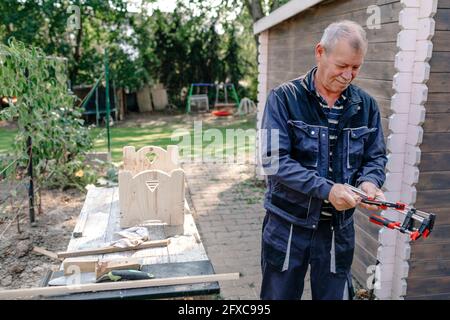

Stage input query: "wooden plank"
[
  {"left": 423, "top": 112, "right": 450, "bottom": 132},
  {"left": 428, "top": 73, "right": 450, "bottom": 93},
  {"left": 406, "top": 275, "right": 450, "bottom": 296},
  {"left": 435, "top": 9, "right": 450, "bottom": 31},
  {"left": 355, "top": 224, "right": 379, "bottom": 258},
  {"left": 438, "top": 0, "right": 450, "bottom": 9},
  {"left": 419, "top": 152, "right": 450, "bottom": 171},
  {"left": 358, "top": 61, "right": 396, "bottom": 81},
  {"left": 429, "top": 52, "right": 450, "bottom": 73},
  {"left": 354, "top": 209, "right": 380, "bottom": 240},
  {"left": 425, "top": 93, "right": 450, "bottom": 113},
  {"left": 352, "top": 255, "right": 370, "bottom": 289},
  {"left": 410, "top": 242, "right": 450, "bottom": 261},
  {"left": 408, "top": 259, "right": 450, "bottom": 279},
  {"left": 352, "top": 78, "right": 394, "bottom": 100},
  {"left": 433, "top": 31, "right": 450, "bottom": 52},
  {"left": 63, "top": 258, "right": 98, "bottom": 275},
  {"left": 354, "top": 242, "right": 378, "bottom": 271},
  {"left": 416, "top": 171, "right": 450, "bottom": 190},
  {"left": 421, "top": 133, "right": 450, "bottom": 152},
  {"left": 32, "top": 247, "right": 61, "bottom": 261},
  {"left": 72, "top": 187, "right": 106, "bottom": 238},
  {"left": 416, "top": 189, "right": 450, "bottom": 210},
  {"left": 365, "top": 42, "right": 397, "bottom": 62},
  {"left": 0, "top": 272, "right": 240, "bottom": 300},
  {"left": 406, "top": 292, "right": 450, "bottom": 300},
  {"left": 95, "top": 259, "right": 141, "bottom": 278},
  {"left": 119, "top": 169, "right": 185, "bottom": 229},
  {"left": 57, "top": 239, "right": 171, "bottom": 259}
]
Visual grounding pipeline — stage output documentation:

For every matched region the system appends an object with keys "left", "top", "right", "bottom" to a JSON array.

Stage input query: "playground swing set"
[{"left": 185, "top": 83, "right": 240, "bottom": 116}]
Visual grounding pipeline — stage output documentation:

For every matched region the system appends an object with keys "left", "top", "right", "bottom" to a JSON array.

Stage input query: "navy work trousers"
[{"left": 260, "top": 212, "right": 355, "bottom": 300}]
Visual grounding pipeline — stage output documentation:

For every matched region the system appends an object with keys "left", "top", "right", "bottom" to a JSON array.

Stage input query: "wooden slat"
[
  {"left": 410, "top": 242, "right": 450, "bottom": 260},
  {"left": 423, "top": 113, "right": 449, "bottom": 136},
  {"left": 355, "top": 224, "right": 379, "bottom": 258},
  {"left": 421, "top": 133, "right": 450, "bottom": 152},
  {"left": 419, "top": 152, "right": 450, "bottom": 171},
  {"left": 429, "top": 52, "right": 450, "bottom": 73},
  {"left": 57, "top": 239, "right": 171, "bottom": 259},
  {"left": 352, "top": 78, "right": 394, "bottom": 100},
  {"left": 0, "top": 272, "right": 240, "bottom": 300},
  {"left": 433, "top": 31, "right": 450, "bottom": 52},
  {"left": 435, "top": 9, "right": 450, "bottom": 31},
  {"left": 365, "top": 42, "right": 397, "bottom": 62},
  {"left": 416, "top": 189, "right": 450, "bottom": 209},
  {"left": 354, "top": 210, "right": 380, "bottom": 239},
  {"left": 352, "top": 255, "right": 370, "bottom": 289},
  {"left": 406, "top": 292, "right": 450, "bottom": 300},
  {"left": 406, "top": 275, "right": 450, "bottom": 296},
  {"left": 359, "top": 61, "right": 396, "bottom": 81},
  {"left": 425, "top": 93, "right": 450, "bottom": 113},
  {"left": 428, "top": 73, "right": 450, "bottom": 93},
  {"left": 408, "top": 259, "right": 450, "bottom": 279},
  {"left": 438, "top": 0, "right": 450, "bottom": 9},
  {"left": 354, "top": 242, "right": 378, "bottom": 270},
  {"left": 416, "top": 171, "right": 450, "bottom": 190}
]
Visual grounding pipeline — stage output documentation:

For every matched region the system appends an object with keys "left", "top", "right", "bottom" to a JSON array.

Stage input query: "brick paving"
[{"left": 182, "top": 162, "right": 312, "bottom": 300}]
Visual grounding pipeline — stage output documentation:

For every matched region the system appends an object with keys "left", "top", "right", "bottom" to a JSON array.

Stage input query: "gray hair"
[{"left": 319, "top": 20, "right": 368, "bottom": 55}]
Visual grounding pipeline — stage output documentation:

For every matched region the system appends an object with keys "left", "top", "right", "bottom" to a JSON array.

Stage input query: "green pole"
[
  {"left": 230, "top": 84, "right": 240, "bottom": 107},
  {"left": 186, "top": 84, "right": 193, "bottom": 113},
  {"left": 104, "top": 48, "right": 111, "bottom": 156}
]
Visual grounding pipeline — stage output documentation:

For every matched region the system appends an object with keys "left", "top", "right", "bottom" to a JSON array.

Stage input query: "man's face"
[{"left": 315, "top": 40, "right": 364, "bottom": 94}]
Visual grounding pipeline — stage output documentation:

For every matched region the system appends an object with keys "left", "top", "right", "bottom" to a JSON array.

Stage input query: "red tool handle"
[{"left": 369, "top": 214, "right": 401, "bottom": 229}]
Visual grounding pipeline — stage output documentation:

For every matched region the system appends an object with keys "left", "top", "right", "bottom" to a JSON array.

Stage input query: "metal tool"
[
  {"left": 96, "top": 270, "right": 154, "bottom": 283},
  {"left": 344, "top": 183, "right": 436, "bottom": 241},
  {"left": 48, "top": 272, "right": 97, "bottom": 286}
]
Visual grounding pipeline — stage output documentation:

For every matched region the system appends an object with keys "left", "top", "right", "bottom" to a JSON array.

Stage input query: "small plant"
[{"left": 0, "top": 39, "right": 95, "bottom": 207}]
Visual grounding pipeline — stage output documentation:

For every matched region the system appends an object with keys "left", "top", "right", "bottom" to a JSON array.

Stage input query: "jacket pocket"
[
  {"left": 288, "top": 120, "right": 320, "bottom": 168},
  {"left": 344, "top": 126, "right": 377, "bottom": 169},
  {"left": 271, "top": 184, "right": 312, "bottom": 220},
  {"left": 262, "top": 214, "right": 292, "bottom": 272}
]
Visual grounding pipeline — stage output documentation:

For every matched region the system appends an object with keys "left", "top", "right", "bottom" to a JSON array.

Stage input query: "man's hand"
[
  {"left": 328, "top": 183, "right": 361, "bottom": 211},
  {"left": 358, "top": 181, "right": 386, "bottom": 210}
]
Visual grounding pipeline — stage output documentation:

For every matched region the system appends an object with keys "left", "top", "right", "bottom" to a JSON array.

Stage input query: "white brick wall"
[
  {"left": 256, "top": 31, "right": 269, "bottom": 178},
  {"left": 378, "top": 0, "right": 437, "bottom": 300}
]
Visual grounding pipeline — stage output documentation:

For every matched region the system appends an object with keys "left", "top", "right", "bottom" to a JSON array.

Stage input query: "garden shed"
[{"left": 254, "top": 0, "right": 450, "bottom": 299}]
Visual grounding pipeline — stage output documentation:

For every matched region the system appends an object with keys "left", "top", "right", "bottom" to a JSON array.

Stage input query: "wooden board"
[
  {"left": 433, "top": 31, "right": 450, "bottom": 52},
  {"left": 420, "top": 133, "right": 450, "bottom": 152},
  {"left": 406, "top": 275, "right": 450, "bottom": 296},
  {"left": 119, "top": 169, "right": 185, "bottom": 229},
  {"left": 122, "top": 145, "right": 180, "bottom": 175},
  {"left": 61, "top": 186, "right": 209, "bottom": 276},
  {"left": 419, "top": 152, "right": 450, "bottom": 172},
  {"left": 435, "top": 9, "right": 450, "bottom": 31},
  {"left": 408, "top": 259, "right": 450, "bottom": 279},
  {"left": 410, "top": 242, "right": 450, "bottom": 261},
  {"left": 57, "top": 239, "right": 170, "bottom": 259},
  {"left": 425, "top": 93, "right": 450, "bottom": 113},
  {"left": 416, "top": 171, "right": 450, "bottom": 190},
  {"left": 428, "top": 73, "right": 450, "bottom": 93},
  {"left": 0, "top": 272, "right": 239, "bottom": 300},
  {"left": 429, "top": 52, "right": 450, "bottom": 73}
]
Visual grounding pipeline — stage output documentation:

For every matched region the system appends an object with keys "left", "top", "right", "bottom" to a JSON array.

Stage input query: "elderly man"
[{"left": 259, "top": 20, "right": 387, "bottom": 300}]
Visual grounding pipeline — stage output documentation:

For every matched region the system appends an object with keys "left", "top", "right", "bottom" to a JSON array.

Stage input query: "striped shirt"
[{"left": 303, "top": 68, "right": 349, "bottom": 220}]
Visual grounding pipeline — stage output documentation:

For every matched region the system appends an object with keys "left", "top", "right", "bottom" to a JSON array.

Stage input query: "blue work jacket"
[{"left": 260, "top": 69, "right": 388, "bottom": 230}]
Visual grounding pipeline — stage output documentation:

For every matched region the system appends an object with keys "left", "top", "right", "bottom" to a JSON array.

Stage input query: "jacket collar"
[{"left": 299, "top": 66, "right": 362, "bottom": 105}]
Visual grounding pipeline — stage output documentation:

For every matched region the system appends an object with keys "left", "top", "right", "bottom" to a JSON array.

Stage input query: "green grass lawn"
[{"left": 0, "top": 115, "right": 257, "bottom": 164}]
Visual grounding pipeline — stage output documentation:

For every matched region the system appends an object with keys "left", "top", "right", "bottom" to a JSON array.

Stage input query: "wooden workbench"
[{"left": 42, "top": 186, "right": 219, "bottom": 299}]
